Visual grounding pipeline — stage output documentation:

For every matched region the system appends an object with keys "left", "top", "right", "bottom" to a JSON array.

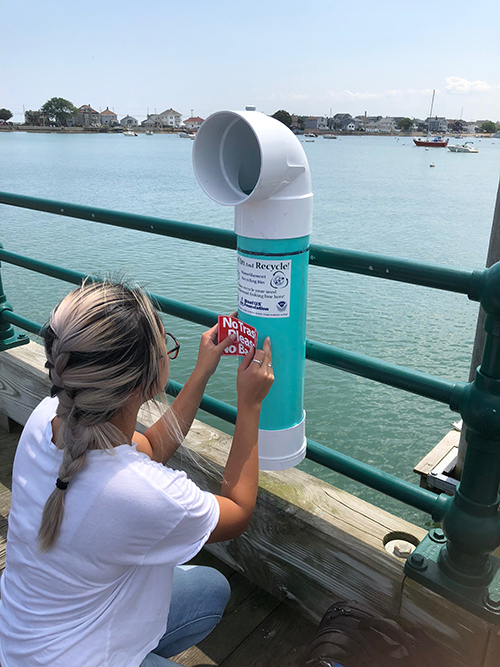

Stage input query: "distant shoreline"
[
  {"left": 0, "top": 126, "right": 178, "bottom": 134},
  {"left": 0, "top": 126, "right": 491, "bottom": 139}
]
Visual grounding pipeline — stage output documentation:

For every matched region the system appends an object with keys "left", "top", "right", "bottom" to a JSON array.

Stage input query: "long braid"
[{"left": 38, "top": 280, "right": 168, "bottom": 552}]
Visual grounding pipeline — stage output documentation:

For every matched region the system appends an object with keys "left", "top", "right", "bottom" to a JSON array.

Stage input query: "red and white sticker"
[{"left": 218, "top": 315, "right": 258, "bottom": 356}]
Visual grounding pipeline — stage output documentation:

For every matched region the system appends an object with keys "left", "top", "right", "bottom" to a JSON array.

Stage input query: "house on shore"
[
  {"left": 331, "top": 113, "right": 352, "bottom": 130},
  {"left": 184, "top": 116, "right": 204, "bottom": 130},
  {"left": 143, "top": 109, "right": 182, "bottom": 128},
  {"left": 141, "top": 117, "right": 156, "bottom": 129},
  {"left": 120, "top": 115, "right": 138, "bottom": 127},
  {"left": 427, "top": 116, "right": 448, "bottom": 133},
  {"left": 304, "top": 116, "right": 328, "bottom": 130},
  {"left": 364, "top": 116, "right": 397, "bottom": 133},
  {"left": 160, "top": 108, "right": 182, "bottom": 128},
  {"left": 341, "top": 117, "right": 365, "bottom": 132},
  {"left": 100, "top": 108, "right": 118, "bottom": 126},
  {"left": 77, "top": 105, "right": 100, "bottom": 127}
]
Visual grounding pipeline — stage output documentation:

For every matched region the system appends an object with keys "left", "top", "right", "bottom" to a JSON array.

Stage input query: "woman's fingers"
[
  {"left": 203, "top": 322, "right": 234, "bottom": 349},
  {"left": 240, "top": 338, "right": 272, "bottom": 374},
  {"left": 251, "top": 338, "right": 272, "bottom": 370},
  {"left": 200, "top": 322, "right": 219, "bottom": 346},
  {"left": 261, "top": 336, "right": 272, "bottom": 368},
  {"left": 239, "top": 343, "right": 256, "bottom": 371},
  {"left": 216, "top": 331, "right": 237, "bottom": 353},
  {"left": 236, "top": 337, "right": 274, "bottom": 408}
]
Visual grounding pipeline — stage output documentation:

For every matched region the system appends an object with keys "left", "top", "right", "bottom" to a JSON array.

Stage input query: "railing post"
[
  {"left": 0, "top": 244, "right": 29, "bottom": 352},
  {"left": 405, "top": 261, "right": 500, "bottom": 622},
  {"left": 456, "top": 178, "right": 500, "bottom": 477}
]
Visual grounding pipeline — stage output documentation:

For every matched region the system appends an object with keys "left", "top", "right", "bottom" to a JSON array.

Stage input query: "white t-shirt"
[{"left": 0, "top": 397, "right": 219, "bottom": 667}]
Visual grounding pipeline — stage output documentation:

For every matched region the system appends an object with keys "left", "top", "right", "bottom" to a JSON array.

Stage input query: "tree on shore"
[
  {"left": 272, "top": 110, "right": 292, "bottom": 128},
  {"left": 480, "top": 120, "right": 496, "bottom": 134},
  {"left": 0, "top": 108, "right": 13, "bottom": 121},
  {"left": 397, "top": 117, "right": 413, "bottom": 132},
  {"left": 40, "top": 97, "right": 77, "bottom": 126},
  {"left": 24, "top": 110, "right": 44, "bottom": 126}
]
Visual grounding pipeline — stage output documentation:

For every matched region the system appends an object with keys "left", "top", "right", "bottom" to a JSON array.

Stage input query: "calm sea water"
[{"left": 1, "top": 131, "right": 499, "bottom": 526}]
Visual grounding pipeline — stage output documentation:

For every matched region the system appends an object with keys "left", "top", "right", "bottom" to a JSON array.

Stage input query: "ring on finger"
[{"left": 252, "top": 359, "right": 263, "bottom": 366}]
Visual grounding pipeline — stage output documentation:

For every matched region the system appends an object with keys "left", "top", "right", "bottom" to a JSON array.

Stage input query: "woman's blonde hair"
[{"left": 38, "top": 280, "right": 167, "bottom": 551}]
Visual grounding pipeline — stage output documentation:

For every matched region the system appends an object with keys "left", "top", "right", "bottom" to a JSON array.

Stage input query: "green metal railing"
[{"left": 1, "top": 192, "right": 500, "bottom": 621}]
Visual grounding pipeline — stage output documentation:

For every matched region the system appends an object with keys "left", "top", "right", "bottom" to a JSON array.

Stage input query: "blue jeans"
[{"left": 139, "top": 564, "right": 231, "bottom": 667}]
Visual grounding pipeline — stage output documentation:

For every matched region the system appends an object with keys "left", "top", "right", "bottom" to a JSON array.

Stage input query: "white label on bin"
[{"left": 237, "top": 254, "right": 291, "bottom": 318}]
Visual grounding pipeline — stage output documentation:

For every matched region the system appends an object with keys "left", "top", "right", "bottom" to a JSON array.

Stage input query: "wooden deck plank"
[
  {"left": 218, "top": 601, "right": 317, "bottom": 667},
  {"left": 0, "top": 422, "right": 21, "bottom": 486},
  {"left": 171, "top": 585, "right": 281, "bottom": 666},
  {"left": 413, "top": 429, "right": 459, "bottom": 487},
  {"left": 0, "top": 423, "right": 20, "bottom": 575}
]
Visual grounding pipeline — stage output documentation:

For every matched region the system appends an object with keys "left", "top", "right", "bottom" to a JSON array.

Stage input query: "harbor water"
[{"left": 1, "top": 130, "right": 499, "bottom": 526}]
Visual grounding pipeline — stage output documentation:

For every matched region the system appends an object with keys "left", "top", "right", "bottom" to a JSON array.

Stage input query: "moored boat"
[
  {"left": 448, "top": 141, "right": 479, "bottom": 153},
  {"left": 414, "top": 89, "right": 448, "bottom": 147},
  {"left": 414, "top": 137, "right": 449, "bottom": 147}
]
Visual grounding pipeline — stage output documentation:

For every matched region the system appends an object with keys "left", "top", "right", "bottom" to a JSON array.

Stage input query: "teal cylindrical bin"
[{"left": 193, "top": 109, "right": 313, "bottom": 470}]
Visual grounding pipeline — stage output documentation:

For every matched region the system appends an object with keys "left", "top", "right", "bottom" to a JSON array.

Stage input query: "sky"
[{"left": 2, "top": 0, "right": 499, "bottom": 124}]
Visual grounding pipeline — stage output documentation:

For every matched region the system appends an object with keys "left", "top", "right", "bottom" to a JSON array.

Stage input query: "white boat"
[
  {"left": 145, "top": 130, "right": 154, "bottom": 136},
  {"left": 323, "top": 134, "right": 337, "bottom": 139},
  {"left": 123, "top": 130, "right": 138, "bottom": 137},
  {"left": 179, "top": 132, "right": 196, "bottom": 139},
  {"left": 448, "top": 142, "right": 479, "bottom": 153},
  {"left": 304, "top": 133, "right": 317, "bottom": 138}
]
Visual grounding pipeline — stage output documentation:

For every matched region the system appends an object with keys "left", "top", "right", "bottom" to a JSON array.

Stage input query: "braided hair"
[{"left": 38, "top": 280, "right": 167, "bottom": 551}]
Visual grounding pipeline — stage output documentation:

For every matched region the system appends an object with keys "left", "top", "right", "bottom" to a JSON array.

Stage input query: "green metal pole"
[
  {"left": 405, "top": 261, "right": 500, "bottom": 623},
  {"left": 0, "top": 244, "right": 29, "bottom": 352},
  {"left": 442, "top": 264, "right": 500, "bottom": 579}
]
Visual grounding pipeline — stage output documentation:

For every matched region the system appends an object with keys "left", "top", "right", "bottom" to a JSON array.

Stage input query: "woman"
[{"left": 0, "top": 280, "right": 274, "bottom": 667}]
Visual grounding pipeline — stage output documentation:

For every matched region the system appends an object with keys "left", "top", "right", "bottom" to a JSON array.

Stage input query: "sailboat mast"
[{"left": 427, "top": 89, "right": 436, "bottom": 138}]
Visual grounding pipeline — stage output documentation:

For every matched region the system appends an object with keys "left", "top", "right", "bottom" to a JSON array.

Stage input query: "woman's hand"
[
  {"left": 208, "top": 336, "right": 274, "bottom": 544},
  {"left": 194, "top": 322, "right": 236, "bottom": 380},
  {"left": 236, "top": 337, "right": 274, "bottom": 411}
]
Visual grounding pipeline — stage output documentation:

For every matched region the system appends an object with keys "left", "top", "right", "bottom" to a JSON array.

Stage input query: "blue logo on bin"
[
  {"left": 270, "top": 271, "right": 289, "bottom": 289},
  {"left": 276, "top": 301, "right": 287, "bottom": 312}
]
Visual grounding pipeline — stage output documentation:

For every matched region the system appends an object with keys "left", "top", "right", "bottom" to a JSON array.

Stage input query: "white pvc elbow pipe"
[{"left": 193, "top": 110, "right": 312, "bottom": 240}]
